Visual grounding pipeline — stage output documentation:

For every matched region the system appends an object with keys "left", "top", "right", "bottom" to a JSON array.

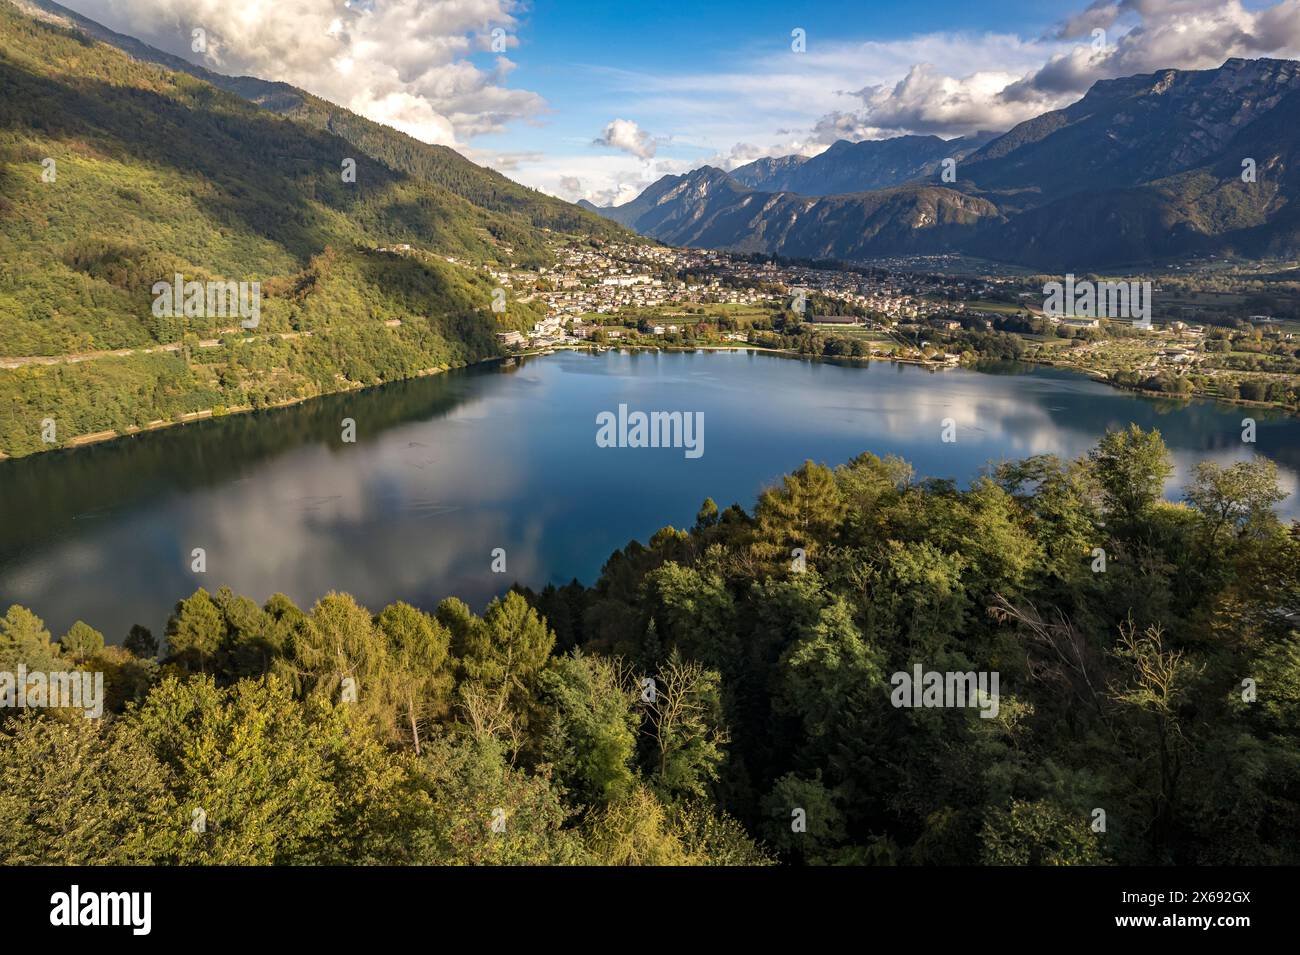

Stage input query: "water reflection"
[{"left": 1, "top": 350, "right": 1294, "bottom": 639}]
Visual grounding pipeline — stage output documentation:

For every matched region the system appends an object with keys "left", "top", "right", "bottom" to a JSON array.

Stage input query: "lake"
[{"left": 1, "top": 349, "right": 1296, "bottom": 640}]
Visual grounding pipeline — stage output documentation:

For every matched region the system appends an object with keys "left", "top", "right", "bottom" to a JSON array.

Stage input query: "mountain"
[
  {"left": 0, "top": 0, "right": 618, "bottom": 457},
  {"left": 14, "top": 0, "right": 623, "bottom": 240},
  {"left": 730, "top": 131, "right": 998, "bottom": 195},
  {"left": 950, "top": 58, "right": 1300, "bottom": 265},
  {"left": 603, "top": 59, "right": 1300, "bottom": 269},
  {"left": 729, "top": 154, "right": 810, "bottom": 190},
  {"left": 589, "top": 170, "right": 745, "bottom": 231},
  {"left": 593, "top": 167, "right": 998, "bottom": 259},
  {"left": 961, "top": 60, "right": 1300, "bottom": 202}
]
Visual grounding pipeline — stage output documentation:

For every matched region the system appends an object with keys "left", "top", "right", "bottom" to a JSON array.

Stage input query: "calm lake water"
[{"left": 1, "top": 349, "right": 1296, "bottom": 639}]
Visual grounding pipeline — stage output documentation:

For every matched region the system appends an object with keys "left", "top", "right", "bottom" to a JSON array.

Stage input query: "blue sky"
[
  {"left": 60, "top": 0, "right": 1300, "bottom": 204},
  {"left": 472, "top": 0, "right": 1084, "bottom": 200},
  {"left": 486, "top": 5, "right": 1072, "bottom": 138}
]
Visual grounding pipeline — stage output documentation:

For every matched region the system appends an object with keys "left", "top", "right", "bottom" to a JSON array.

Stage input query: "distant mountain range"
[
  {"left": 586, "top": 168, "right": 997, "bottom": 258},
  {"left": 591, "top": 58, "right": 1300, "bottom": 269},
  {"left": 730, "top": 132, "right": 998, "bottom": 195}
]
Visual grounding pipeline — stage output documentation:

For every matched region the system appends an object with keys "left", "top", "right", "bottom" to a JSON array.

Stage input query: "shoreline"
[
  {"left": 1023, "top": 355, "right": 1295, "bottom": 416},
  {"left": 0, "top": 362, "right": 461, "bottom": 462},
  {"left": 551, "top": 342, "right": 1296, "bottom": 414},
  {"left": 3, "top": 341, "right": 1293, "bottom": 462}
]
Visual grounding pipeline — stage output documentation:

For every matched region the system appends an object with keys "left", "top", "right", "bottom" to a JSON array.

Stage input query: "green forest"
[
  {"left": 3, "top": 427, "right": 1297, "bottom": 865},
  {"left": 0, "top": 245, "right": 547, "bottom": 456},
  {"left": 0, "top": 1, "right": 611, "bottom": 457}
]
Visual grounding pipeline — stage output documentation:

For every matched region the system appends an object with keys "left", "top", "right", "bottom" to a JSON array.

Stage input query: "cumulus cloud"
[
  {"left": 515, "top": 152, "right": 700, "bottom": 207},
  {"left": 718, "top": 142, "right": 766, "bottom": 167},
  {"left": 593, "top": 181, "right": 652, "bottom": 206},
  {"left": 1052, "top": 0, "right": 1122, "bottom": 41},
  {"left": 60, "top": 0, "right": 545, "bottom": 147},
  {"left": 823, "top": 64, "right": 1041, "bottom": 139},
  {"left": 593, "top": 118, "right": 657, "bottom": 158},
  {"left": 817, "top": 0, "right": 1300, "bottom": 141}
]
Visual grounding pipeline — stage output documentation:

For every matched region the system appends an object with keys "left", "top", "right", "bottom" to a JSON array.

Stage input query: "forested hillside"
[
  {"left": 15, "top": 0, "right": 625, "bottom": 238},
  {"left": 3, "top": 429, "right": 1296, "bottom": 865},
  {"left": 0, "top": 0, "right": 613, "bottom": 457}
]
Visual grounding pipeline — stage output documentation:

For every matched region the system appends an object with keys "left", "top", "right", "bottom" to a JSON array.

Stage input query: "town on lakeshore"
[{"left": 414, "top": 237, "right": 1299, "bottom": 413}]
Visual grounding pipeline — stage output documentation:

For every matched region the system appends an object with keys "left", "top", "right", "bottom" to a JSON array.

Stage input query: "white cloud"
[
  {"left": 833, "top": 0, "right": 1300, "bottom": 140},
  {"left": 60, "top": 0, "right": 545, "bottom": 148},
  {"left": 1053, "top": 0, "right": 1122, "bottom": 41},
  {"left": 593, "top": 118, "right": 657, "bottom": 158},
  {"left": 829, "top": 64, "right": 1039, "bottom": 139},
  {"left": 576, "top": 29, "right": 1057, "bottom": 158},
  {"left": 512, "top": 152, "right": 684, "bottom": 207}
]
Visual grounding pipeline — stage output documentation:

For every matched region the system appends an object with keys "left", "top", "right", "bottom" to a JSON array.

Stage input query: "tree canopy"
[{"left": 2, "top": 428, "right": 1297, "bottom": 866}]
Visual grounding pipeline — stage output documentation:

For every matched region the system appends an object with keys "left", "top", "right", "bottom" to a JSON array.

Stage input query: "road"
[{"left": 0, "top": 324, "right": 405, "bottom": 369}]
